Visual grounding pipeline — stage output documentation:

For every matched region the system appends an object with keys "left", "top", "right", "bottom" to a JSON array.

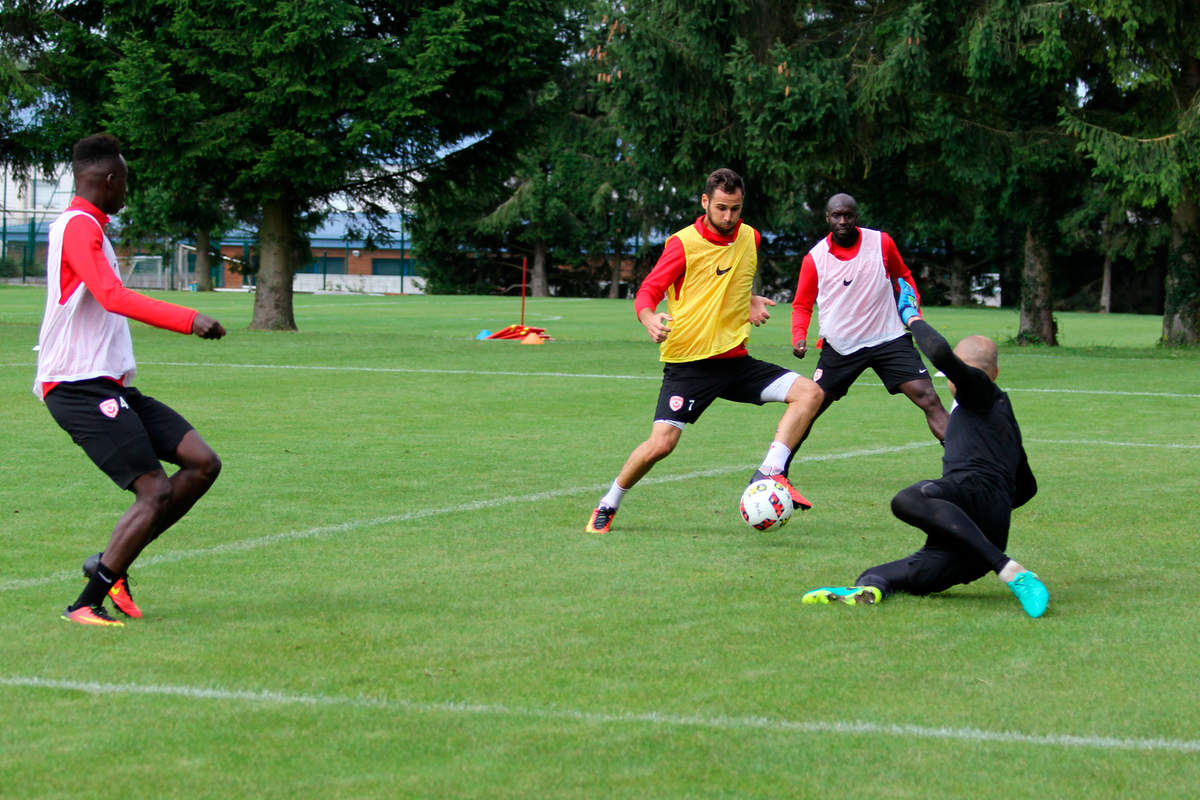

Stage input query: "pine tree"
[
  {"left": 1061, "top": 0, "right": 1200, "bottom": 343},
  {"left": 4, "top": 0, "right": 564, "bottom": 328}
]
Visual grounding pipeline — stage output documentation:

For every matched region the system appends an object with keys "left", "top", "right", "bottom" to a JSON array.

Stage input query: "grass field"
[{"left": 1, "top": 285, "right": 1197, "bottom": 799}]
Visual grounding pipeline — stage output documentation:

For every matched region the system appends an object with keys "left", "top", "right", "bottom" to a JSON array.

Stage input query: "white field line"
[
  {"left": 127, "top": 362, "right": 1200, "bottom": 399},
  {"left": 288, "top": 301, "right": 412, "bottom": 308},
  {"left": 1028, "top": 438, "right": 1200, "bottom": 449},
  {"left": 0, "top": 442, "right": 935, "bottom": 593},
  {"left": 0, "top": 675, "right": 1195, "bottom": 754},
  {"left": 137, "top": 361, "right": 656, "bottom": 380},
  {"left": 5, "top": 359, "right": 1198, "bottom": 399},
  {"left": 1005, "top": 386, "right": 1200, "bottom": 399},
  {"left": 0, "top": 361, "right": 657, "bottom": 381}
]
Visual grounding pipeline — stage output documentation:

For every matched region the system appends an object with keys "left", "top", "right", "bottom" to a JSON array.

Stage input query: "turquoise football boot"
[{"left": 1006, "top": 571, "right": 1049, "bottom": 618}]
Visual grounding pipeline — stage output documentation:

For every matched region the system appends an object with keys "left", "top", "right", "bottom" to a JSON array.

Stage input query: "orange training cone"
[{"left": 520, "top": 331, "right": 544, "bottom": 345}]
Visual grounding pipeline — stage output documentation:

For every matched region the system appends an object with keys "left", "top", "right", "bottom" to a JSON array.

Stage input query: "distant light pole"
[{"left": 2, "top": 164, "right": 8, "bottom": 268}]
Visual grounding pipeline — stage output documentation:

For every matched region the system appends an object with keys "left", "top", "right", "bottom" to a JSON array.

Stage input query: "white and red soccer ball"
[{"left": 739, "top": 478, "right": 795, "bottom": 530}]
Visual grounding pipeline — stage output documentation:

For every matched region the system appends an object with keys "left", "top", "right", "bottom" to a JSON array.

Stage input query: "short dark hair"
[
  {"left": 72, "top": 133, "right": 123, "bottom": 170},
  {"left": 825, "top": 193, "right": 857, "bottom": 214},
  {"left": 705, "top": 168, "right": 744, "bottom": 199}
]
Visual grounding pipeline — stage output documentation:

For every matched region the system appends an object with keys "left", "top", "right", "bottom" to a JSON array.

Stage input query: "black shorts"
[
  {"left": 812, "top": 333, "right": 931, "bottom": 401},
  {"left": 44, "top": 379, "right": 194, "bottom": 490},
  {"left": 653, "top": 356, "right": 795, "bottom": 426},
  {"left": 857, "top": 476, "right": 1012, "bottom": 596}
]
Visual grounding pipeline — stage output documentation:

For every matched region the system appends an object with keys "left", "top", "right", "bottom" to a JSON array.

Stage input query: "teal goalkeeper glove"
[{"left": 896, "top": 278, "right": 921, "bottom": 325}]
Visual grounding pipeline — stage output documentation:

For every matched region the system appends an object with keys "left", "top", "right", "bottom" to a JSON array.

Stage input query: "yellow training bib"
[{"left": 659, "top": 222, "right": 758, "bottom": 362}]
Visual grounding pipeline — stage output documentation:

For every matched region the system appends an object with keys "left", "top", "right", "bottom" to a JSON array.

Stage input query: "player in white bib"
[
  {"left": 36, "top": 134, "right": 227, "bottom": 627},
  {"left": 789, "top": 193, "right": 948, "bottom": 453}
]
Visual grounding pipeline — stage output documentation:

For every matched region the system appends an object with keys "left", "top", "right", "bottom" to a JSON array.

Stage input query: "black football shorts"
[
  {"left": 653, "top": 355, "right": 795, "bottom": 426},
  {"left": 44, "top": 379, "right": 194, "bottom": 489},
  {"left": 812, "top": 333, "right": 932, "bottom": 401}
]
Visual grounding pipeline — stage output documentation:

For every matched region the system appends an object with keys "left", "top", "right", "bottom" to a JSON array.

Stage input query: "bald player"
[{"left": 801, "top": 279, "right": 1049, "bottom": 618}]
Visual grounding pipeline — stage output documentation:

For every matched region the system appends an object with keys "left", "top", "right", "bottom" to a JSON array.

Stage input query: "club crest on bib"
[
  {"left": 669, "top": 395, "right": 685, "bottom": 412},
  {"left": 813, "top": 368, "right": 823, "bottom": 382},
  {"left": 99, "top": 398, "right": 120, "bottom": 418}
]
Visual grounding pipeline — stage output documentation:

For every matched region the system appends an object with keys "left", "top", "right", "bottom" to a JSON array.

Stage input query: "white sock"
[
  {"left": 600, "top": 480, "right": 627, "bottom": 510},
  {"left": 758, "top": 441, "right": 792, "bottom": 475},
  {"left": 998, "top": 560, "right": 1022, "bottom": 583}
]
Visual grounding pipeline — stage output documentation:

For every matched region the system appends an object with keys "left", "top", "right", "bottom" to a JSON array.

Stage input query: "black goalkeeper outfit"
[{"left": 858, "top": 319, "right": 1036, "bottom": 597}]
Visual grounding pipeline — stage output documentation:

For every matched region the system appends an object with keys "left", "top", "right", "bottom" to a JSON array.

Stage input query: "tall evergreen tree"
[
  {"left": 595, "top": 0, "right": 1093, "bottom": 335},
  {"left": 0, "top": 0, "right": 111, "bottom": 173},
  {"left": 1061, "top": 0, "right": 1200, "bottom": 343},
  {"left": 5, "top": 0, "right": 563, "bottom": 328},
  {"left": 105, "top": 33, "right": 234, "bottom": 290},
  {"left": 414, "top": 6, "right": 665, "bottom": 299}
]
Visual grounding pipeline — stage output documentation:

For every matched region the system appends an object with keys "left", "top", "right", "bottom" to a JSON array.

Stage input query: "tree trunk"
[
  {"left": 250, "top": 198, "right": 298, "bottom": 331},
  {"left": 1018, "top": 225, "right": 1057, "bottom": 345},
  {"left": 1099, "top": 251, "right": 1113, "bottom": 313},
  {"left": 608, "top": 238, "right": 622, "bottom": 299},
  {"left": 195, "top": 229, "right": 214, "bottom": 291},
  {"left": 947, "top": 255, "right": 968, "bottom": 306},
  {"left": 531, "top": 238, "right": 549, "bottom": 297},
  {"left": 1097, "top": 217, "right": 1112, "bottom": 313},
  {"left": 1163, "top": 196, "right": 1200, "bottom": 344}
]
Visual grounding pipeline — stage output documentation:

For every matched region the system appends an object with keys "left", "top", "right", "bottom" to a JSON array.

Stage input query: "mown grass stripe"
[{"left": 0, "top": 442, "right": 935, "bottom": 592}]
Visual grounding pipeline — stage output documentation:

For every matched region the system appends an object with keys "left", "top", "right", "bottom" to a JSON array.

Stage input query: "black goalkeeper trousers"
[{"left": 857, "top": 477, "right": 1012, "bottom": 597}]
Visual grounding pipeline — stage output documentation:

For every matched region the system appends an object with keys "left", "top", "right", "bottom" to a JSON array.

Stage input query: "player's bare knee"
[
  {"left": 909, "top": 382, "right": 942, "bottom": 410},
  {"left": 788, "top": 377, "right": 823, "bottom": 408},
  {"left": 176, "top": 431, "right": 221, "bottom": 482},
  {"left": 198, "top": 450, "right": 222, "bottom": 484},
  {"left": 643, "top": 427, "right": 681, "bottom": 461},
  {"left": 645, "top": 437, "right": 676, "bottom": 462},
  {"left": 179, "top": 440, "right": 221, "bottom": 484}
]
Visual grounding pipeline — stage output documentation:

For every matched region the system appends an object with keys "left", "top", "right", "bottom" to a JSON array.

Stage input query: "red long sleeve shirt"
[
  {"left": 38, "top": 197, "right": 197, "bottom": 396},
  {"left": 634, "top": 218, "right": 764, "bottom": 359},
  {"left": 791, "top": 228, "right": 918, "bottom": 347},
  {"left": 57, "top": 198, "right": 197, "bottom": 333}
]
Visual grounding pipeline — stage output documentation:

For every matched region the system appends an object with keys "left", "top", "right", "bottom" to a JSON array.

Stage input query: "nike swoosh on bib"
[
  {"left": 842, "top": 279, "right": 853, "bottom": 286},
  {"left": 716, "top": 266, "right": 732, "bottom": 276}
]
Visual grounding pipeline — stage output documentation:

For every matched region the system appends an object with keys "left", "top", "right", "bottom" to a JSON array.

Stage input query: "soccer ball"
[{"left": 739, "top": 478, "right": 794, "bottom": 531}]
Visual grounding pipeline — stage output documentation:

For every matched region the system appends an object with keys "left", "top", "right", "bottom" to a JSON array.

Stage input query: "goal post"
[{"left": 118, "top": 255, "right": 166, "bottom": 289}]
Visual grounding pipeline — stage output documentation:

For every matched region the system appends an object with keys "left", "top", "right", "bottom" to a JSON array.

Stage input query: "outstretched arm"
[
  {"left": 634, "top": 236, "right": 687, "bottom": 343},
  {"left": 882, "top": 233, "right": 919, "bottom": 303},
  {"left": 62, "top": 215, "right": 217, "bottom": 336},
  {"left": 898, "top": 279, "right": 992, "bottom": 408}
]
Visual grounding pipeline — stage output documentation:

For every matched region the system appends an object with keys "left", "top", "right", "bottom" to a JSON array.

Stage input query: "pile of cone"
[{"left": 483, "top": 324, "right": 548, "bottom": 344}]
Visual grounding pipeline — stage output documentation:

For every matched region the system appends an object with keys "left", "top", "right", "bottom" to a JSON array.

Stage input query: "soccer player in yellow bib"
[{"left": 587, "top": 168, "right": 824, "bottom": 534}]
